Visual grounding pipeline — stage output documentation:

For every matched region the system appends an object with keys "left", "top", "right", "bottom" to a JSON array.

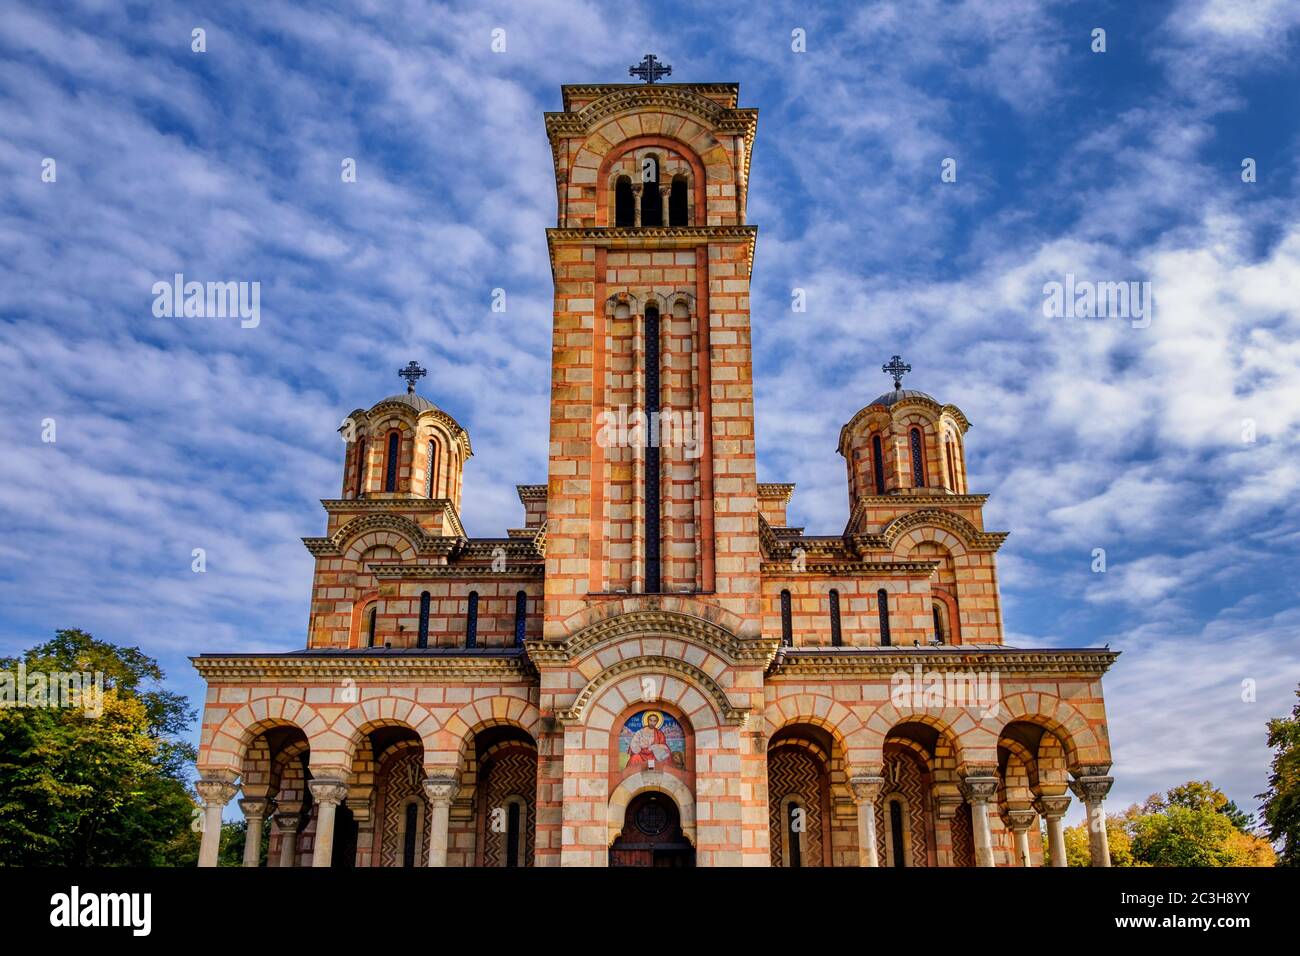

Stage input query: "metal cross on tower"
[
  {"left": 629, "top": 54, "right": 671, "bottom": 84},
  {"left": 882, "top": 354, "right": 912, "bottom": 390},
  {"left": 398, "top": 360, "right": 427, "bottom": 393}
]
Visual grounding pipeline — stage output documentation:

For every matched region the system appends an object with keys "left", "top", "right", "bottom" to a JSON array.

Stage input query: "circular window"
[{"left": 635, "top": 799, "right": 669, "bottom": 836}]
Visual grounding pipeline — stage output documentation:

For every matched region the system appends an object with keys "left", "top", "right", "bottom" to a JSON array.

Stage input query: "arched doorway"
[{"left": 609, "top": 792, "right": 695, "bottom": 867}]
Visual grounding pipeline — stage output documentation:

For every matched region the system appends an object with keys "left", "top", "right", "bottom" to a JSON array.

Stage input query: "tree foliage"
[
  {"left": 0, "top": 629, "right": 199, "bottom": 866},
  {"left": 1259, "top": 687, "right": 1300, "bottom": 866}
]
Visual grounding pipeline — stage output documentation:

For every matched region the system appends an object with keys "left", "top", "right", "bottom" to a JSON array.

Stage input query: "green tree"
[
  {"left": 1260, "top": 687, "right": 1300, "bottom": 866},
  {"left": 1059, "top": 813, "right": 1135, "bottom": 866},
  {"left": 0, "top": 629, "right": 199, "bottom": 866}
]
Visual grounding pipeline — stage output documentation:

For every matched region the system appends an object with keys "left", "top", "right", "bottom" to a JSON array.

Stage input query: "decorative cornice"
[
  {"left": 516, "top": 484, "right": 547, "bottom": 501},
  {"left": 766, "top": 647, "right": 1120, "bottom": 678},
  {"left": 304, "top": 512, "right": 467, "bottom": 558},
  {"left": 761, "top": 560, "right": 941, "bottom": 576},
  {"left": 369, "top": 562, "right": 545, "bottom": 578},
  {"left": 757, "top": 482, "right": 795, "bottom": 502},
  {"left": 191, "top": 651, "right": 537, "bottom": 682},
  {"left": 555, "top": 655, "right": 748, "bottom": 725},
  {"left": 547, "top": 225, "right": 758, "bottom": 271}
]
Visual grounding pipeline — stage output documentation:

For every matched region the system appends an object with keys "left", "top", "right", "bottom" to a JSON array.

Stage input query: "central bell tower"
[{"left": 542, "top": 75, "right": 761, "bottom": 637}]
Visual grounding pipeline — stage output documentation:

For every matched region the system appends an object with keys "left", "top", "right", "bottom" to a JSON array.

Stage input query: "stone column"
[
  {"left": 659, "top": 184, "right": 672, "bottom": 225},
  {"left": 195, "top": 778, "right": 239, "bottom": 868},
  {"left": 631, "top": 184, "right": 643, "bottom": 227},
  {"left": 308, "top": 780, "right": 350, "bottom": 868},
  {"left": 272, "top": 807, "right": 302, "bottom": 868},
  {"left": 960, "top": 776, "right": 999, "bottom": 867},
  {"left": 1070, "top": 775, "right": 1115, "bottom": 868},
  {"left": 1034, "top": 795, "right": 1071, "bottom": 867},
  {"left": 238, "top": 798, "right": 271, "bottom": 868},
  {"left": 423, "top": 772, "right": 459, "bottom": 868},
  {"left": 849, "top": 775, "right": 885, "bottom": 867},
  {"left": 1004, "top": 809, "right": 1037, "bottom": 867}
]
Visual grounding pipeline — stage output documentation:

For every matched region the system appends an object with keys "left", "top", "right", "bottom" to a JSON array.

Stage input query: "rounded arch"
[
  {"left": 434, "top": 700, "right": 543, "bottom": 767},
  {"left": 561, "top": 655, "right": 741, "bottom": 728},
  {"left": 866, "top": 708, "right": 978, "bottom": 771},
  {"left": 333, "top": 705, "right": 439, "bottom": 771},
  {"left": 881, "top": 510, "right": 982, "bottom": 557},
  {"left": 594, "top": 135, "right": 709, "bottom": 228},
  {"left": 203, "top": 704, "right": 323, "bottom": 778},
  {"left": 558, "top": 600, "right": 750, "bottom": 660},
  {"left": 991, "top": 696, "right": 1106, "bottom": 773},
  {"left": 764, "top": 696, "right": 865, "bottom": 775},
  {"left": 607, "top": 771, "right": 697, "bottom": 847},
  {"left": 332, "top": 514, "right": 423, "bottom": 558}
]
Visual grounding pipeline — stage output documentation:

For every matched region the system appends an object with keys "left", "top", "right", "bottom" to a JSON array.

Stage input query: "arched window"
[
  {"left": 402, "top": 801, "right": 419, "bottom": 867},
  {"left": 669, "top": 175, "right": 688, "bottom": 226},
  {"left": 829, "top": 589, "right": 842, "bottom": 647},
  {"left": 933, "top": 602, "right": 945, "bottom": 644},
  {"left": 465, "top": 591, "right": 479, "bottom": 648},
  {"left": 909, "top": 427, "right": 925, "bottom": 488},
  {"left": 354, "top": 438, "right": 367, "bottom": 497},
  {"left": 513, "top": 590, "right": 527, "bottom": 646},
  {"left": 366, "top": 605, "right": 377, "bottom": 648},
  {"left": 644, "top": 304, "right": 661, "bottom": 593},
  {"left": 614, "top": 176, "right": 635, "bottom": 227},
  {"left": 418, "top": 591, "right": 431, "bottom": 648},
  {"left": 780, "top": 589, "right": 793, "bottom": 646},
  {"left": 787, "top": 801, "right": 803, "bottom": 868},
  {"left": 877, "top": 589, "right": 891, "bottom": 646},
  {"left": 871, "top": 434, "right": 886, "bottom": 495},
  {"left": 505, "top": 800, "right": 522, "bottom": 868},
  {"left": 639, "top": 157, "right": 662, "bottom": 226},
  {"left": 888, "top": 798, "right": 907, "bottom": 867},
  {"left": 385, "top": 431, "right": 400, "bottom": 492},
  {"left": 425, "top": 440, "right": 437, "bottom": 498}
]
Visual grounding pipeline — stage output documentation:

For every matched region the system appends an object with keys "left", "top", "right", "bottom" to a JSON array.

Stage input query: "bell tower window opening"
[
  {"left": 871, "top": 434, "right": 886, "bottom": 495},
  {"left": 426, "top": 440, "right": 437, "bottom": 497},
  {"left": 644, "top": 304, "right": 662, "bottom": 593},
  {"left": 909, "top": 427, "right": 925, "bottom": 488},
  {"left": 354, "top": 437, "right": 367, "bottom": 497},
  {"left": 384, "top": 431, "right": 400, "bottom": 492},
  {"left": 614, "top": 175, "right": 635, "bottom": 227},
  {"left": 639, "top": 157, "right": 662, "bottom": 226},
  {"left": 669, "top": 175, "right": 688, "bottom": 226}
]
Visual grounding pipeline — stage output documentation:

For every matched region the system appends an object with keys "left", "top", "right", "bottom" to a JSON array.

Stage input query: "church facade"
[{"left": 192, "top": 73, "right": 1119, "bottom": 868}]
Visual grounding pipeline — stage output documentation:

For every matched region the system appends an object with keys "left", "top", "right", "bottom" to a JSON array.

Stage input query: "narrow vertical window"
[
  {"left": 872, "top": 434, "right": 886, "bottom": 495},
  {"left": 465, "top": 591, "right": 478, "bottom": 648},
  {"left": 366, "top": 605, "right": 377, "bottom": 648},
  {"left": 506, "top": 801, "right": 521, "bottom": 868},
  {"left": 933, "top": 603, "right": 944, "bottom": 644},
  {"left": 640, "top": 157, "right": 662, "bottom": 226},
  {"left": 946, "top": 440, "right": 961, "bottom": 493},
  {"left": 787, "top": 803, "right": 803, "bottom": 868},
  {"left": 829, "top": 589, "right": 842, "bottom": 647},
  {"left": 780, "top": 589, "right": 793, "bottom": 647},
  {"left": 402, "top": 802, "right": 418, "bottom": 867},
  {"left": 669, "top": 175, "right": 688, "bottom": 226},
  {"left": 644, "top": 305, "right": 661, "bottom": 593},
  {"left": 354, "top": 438, "right": 367, "bottom": 497},
  {"left": 614, "top": 176, "right": 635, "bottom": 227},
  {"left": 385, "top": 431, "right": 400, "bottom": 492},
  {"left": 889, "top": 800, "right": 907, "bottom": 867},
  {"left": 909, "top": 427, "right": 925, "bottom": 488},
  {"left": 877, "top": 589, "right": 891, "bottom": 647},
  {"left": 514, "top": 590, "right": 527, "bottom": 646},
  {"left": 426, "top": 440, "right": 437, "bottom": 497},
  {"left": 418, "top": 591, "right": 431, "bottom": 648}
]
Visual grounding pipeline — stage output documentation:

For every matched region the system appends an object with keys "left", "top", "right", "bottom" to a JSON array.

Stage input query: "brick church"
[{"left": 193, "top": 65, "right": 1119, "bottom": 868}]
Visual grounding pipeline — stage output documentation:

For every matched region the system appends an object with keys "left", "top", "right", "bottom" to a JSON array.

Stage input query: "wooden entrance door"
[{"left": 608, "top": 792, "right": 695, "bottom": 867}]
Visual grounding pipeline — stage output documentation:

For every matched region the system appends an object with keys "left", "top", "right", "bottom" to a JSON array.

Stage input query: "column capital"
[
  {"left": 196, "top": 778, "right": 240, "bottom": 807},
  {"left": 1003, "top": 808, "right": 1037, "bottom": 833},
  {"left": 308, "top": 779, "right": 350, "bottom": 806},
  {"left": 423, "top": 772, "right": 459, "bottom": 806},
  {"left": 959, "top": 775, "right": 999, "bottom": 804},
  {"left": 271, "top": 810, "right": 302, "bottom": 832},
  {"left": 238, "top": 797, "right": 272, "bottom": 821},
  {"left": 1069, "top": 775, "right": 1114, "bottom": 803},
  {"left": 1033, "top": 795, "right": 1071, "bottom": 819},
  {"left": 848, "top": 774, "right": 886, "bottom": 804}
]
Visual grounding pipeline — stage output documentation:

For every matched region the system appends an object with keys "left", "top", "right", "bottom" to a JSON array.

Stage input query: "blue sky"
[{"left": 2, "top": 0, "right": 1298, "bottom": 825}]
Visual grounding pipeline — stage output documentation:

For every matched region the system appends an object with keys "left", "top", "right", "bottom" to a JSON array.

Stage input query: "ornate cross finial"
[
  {"left": 629, "top": 54, "right": 672, "bottom": 84},
  {"left": 882, "top": 354, "right": 912, "bottom": 390},
  {"left": 398, "top": 360, "right": 427, "bottom": 394}
]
